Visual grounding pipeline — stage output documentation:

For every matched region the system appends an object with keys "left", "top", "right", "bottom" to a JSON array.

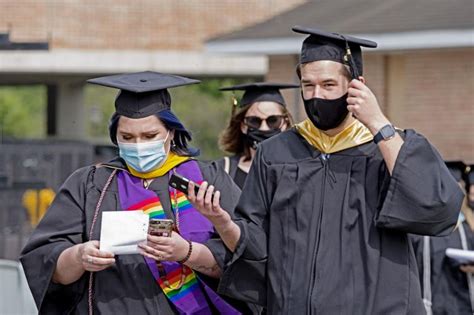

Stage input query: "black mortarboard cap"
[
  {"left": 445, "top": 161, "right": 467, "bottom": 182},
  {"left": 292, "top": 26, "right": 377, "bottom": 78},
  {"left": 87, "top": 71, "right": 200, "bottom": 118},
  {"left": 219, "top": 82, "right": 299, "bottom": 107}
]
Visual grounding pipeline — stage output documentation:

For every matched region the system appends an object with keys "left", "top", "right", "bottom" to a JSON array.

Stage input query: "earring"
[{"left": 171, "top": 140, "right": 176, "bottom": 149}]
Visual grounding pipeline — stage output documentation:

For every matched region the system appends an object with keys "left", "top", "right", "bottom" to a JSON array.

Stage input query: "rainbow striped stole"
[
  {"left": 128, "top": 192, "right": 205, "bottom": 308},
  {"left": 116, "top": 160, "right": 240, "bottom": 314},
  {"left": 128, "top": 190, "right": 194, "bottom": 220}
]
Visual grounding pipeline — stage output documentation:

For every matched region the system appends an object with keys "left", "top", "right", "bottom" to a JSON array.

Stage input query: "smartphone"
[
  {"left": 149, "top": 218, "right": 174, "bottom": 237},
  {"left": 169, "top": 172, "right": 201, "bottom": 195}
]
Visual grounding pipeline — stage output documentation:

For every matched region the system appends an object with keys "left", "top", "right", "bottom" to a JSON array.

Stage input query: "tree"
[{"left": 0, "top": 86, "right": 46, "bottom": 140}]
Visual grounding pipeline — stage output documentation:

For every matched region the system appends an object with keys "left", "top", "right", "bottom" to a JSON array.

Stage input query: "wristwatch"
[{"left": 373, "top": 124, "right": 396, "bottom": 144}]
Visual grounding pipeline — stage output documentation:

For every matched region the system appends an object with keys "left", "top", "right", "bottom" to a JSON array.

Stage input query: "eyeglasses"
[{"left": 243, "top": 115, "right": 287, "bottom": 130}]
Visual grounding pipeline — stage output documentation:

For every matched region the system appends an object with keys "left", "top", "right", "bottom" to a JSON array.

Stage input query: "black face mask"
[
  {"left": 302, "top": 93, "right": 349, "bottom": 131},
  {"left": 245, "top": 128, "right": 281, "bottom": 149}
]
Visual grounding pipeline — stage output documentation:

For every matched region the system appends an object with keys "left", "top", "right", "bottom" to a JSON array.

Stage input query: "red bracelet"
[{"left": 178, "top": 240, "right": 193, "bottom": 264}]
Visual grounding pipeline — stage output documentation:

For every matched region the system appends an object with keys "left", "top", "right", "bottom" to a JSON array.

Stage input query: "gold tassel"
[{"left": 231, "top": 93, "right": 238, "bottom": 116}]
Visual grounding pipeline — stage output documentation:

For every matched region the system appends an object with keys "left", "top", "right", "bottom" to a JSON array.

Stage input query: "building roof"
[
  {"left": 206, "top": 0, "right": 474, "bottom": 53},
  {"left": 0, "top": 50, "right": 267, "bottom": 78},
  {"left": 0, "top": 32, "right": 49, "bottom": 50}
]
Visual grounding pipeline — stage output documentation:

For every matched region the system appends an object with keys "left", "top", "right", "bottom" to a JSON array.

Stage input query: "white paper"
[
  {"left": 445, "top": 248, "right": 474, "bottom": 265},
  {"left": 99, "top": 210, "right": 149, "bottom": 255}
]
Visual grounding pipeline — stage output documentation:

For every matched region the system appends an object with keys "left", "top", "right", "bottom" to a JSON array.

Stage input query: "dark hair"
[
  {"left": 219, "top": 103, "right": 294, "bottom": 161},
  {"left": 296, "top": 63, "right": 352, "bottom": 80},
  {"left": 108, "top": 110, "right": 199, "bottom": 157}
]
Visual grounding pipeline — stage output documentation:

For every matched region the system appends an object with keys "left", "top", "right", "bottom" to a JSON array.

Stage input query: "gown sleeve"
[
  {"left": 19, "top": 166, "right": 93, "bottom": 314},
  {"left": 216, "top": 149, "right": 269, "bottom": 306},
  {"left": 375, "top": 129, "right": 463, "bottom": 236},
  {"left": 199, "top": 161, "right": 241, "bottom": 270}
]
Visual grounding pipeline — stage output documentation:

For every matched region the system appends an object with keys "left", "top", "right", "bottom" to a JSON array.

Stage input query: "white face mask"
[{"left": 118, "top": 131, "right": 170, "bottom": 173}]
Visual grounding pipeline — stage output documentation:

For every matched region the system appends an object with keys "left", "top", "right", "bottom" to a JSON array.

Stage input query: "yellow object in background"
[{"left": 22, "top": 188, "right": 55, "bottom": 227}]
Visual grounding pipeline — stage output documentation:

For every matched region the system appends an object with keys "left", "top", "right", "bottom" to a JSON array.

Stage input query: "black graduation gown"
[
  {"left": 412, "top": 220, "right": 474, "bottom": 315},
  {"left": 20, "top": 158, "right": 244, "bottom": 315},
  {"left": 215, "top": 155, "right": 248, "bottom": 190},
  {"left": 218, "top": 128, "right": 463, "bottom": 314}
]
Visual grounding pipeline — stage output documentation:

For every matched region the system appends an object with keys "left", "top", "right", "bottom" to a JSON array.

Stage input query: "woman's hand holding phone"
[
  {"left": 139, "top": 230, "right": 189, "bottom": 262},
  {"left": 169, "top": 173, "right": 239, "bottom": 253},
  {"left": 187, "top": 181, "right": 231, "bottom": 228}
]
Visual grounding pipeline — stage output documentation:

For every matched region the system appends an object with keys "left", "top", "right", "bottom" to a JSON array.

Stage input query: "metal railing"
[{"left": 0, "top": 140, "right": 97, "bottom": 260}]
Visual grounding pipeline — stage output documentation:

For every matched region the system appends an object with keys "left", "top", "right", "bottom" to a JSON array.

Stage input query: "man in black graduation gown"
[{"left": 189, "top": 26, "right": 463, "bottom": 314}]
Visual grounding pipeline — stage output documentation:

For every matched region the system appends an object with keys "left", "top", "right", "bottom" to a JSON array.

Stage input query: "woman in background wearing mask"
[
  {"left": 216, "top": 83, "right": 298, "bottom": 189},
  {"left": 20, "top": 72, "right": 248, "bottom": 314}
]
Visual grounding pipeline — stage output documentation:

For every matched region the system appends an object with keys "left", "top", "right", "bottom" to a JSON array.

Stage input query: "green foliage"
[
  {"left": 0, "top": 85, "right": 46, "bottom": 139},
  {"left": 0, "top": 78, "right": 254, "bottom": 161},
  {"left": 84, "top": 85, "right": 116, "bottom": 139},
  {"left": 170, "top": 78, "right": 249, "bottom": 160}
]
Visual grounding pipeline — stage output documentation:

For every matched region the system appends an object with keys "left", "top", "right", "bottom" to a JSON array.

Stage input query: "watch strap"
[{"left": 374, "top": 124, "right": 395, "bottom": 144}]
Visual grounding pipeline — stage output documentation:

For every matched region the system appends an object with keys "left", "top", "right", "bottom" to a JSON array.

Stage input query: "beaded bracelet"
[{"left": 178, "top": 240, "right": 193, "bottom": 264}]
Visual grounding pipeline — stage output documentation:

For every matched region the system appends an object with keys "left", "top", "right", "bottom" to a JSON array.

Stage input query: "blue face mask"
[{"left": 118, "top": 132, "right": 170, "bottom": 173}]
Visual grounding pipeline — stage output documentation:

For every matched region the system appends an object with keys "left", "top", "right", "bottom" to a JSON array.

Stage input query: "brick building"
[
  {"left": 0, "top": 0, "right": 305, "bottom": 51},
  {"left": 206, "top": 0, "right": 474, "bottom": 163},
  {"left": 0, "top": 0, "right": 305, "bottom": 138}
]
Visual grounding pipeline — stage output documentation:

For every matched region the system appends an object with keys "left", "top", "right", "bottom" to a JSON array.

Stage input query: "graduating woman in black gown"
[
  {"left": 20, "top": 72, "right": 250, "bottom": 315},
  {"left": 216, "top": 83, "right": 298, "bottom": 189}
]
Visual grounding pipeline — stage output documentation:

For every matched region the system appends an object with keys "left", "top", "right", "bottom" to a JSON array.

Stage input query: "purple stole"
[{"left": 116, "top": 160, "right": 240, "bottom": 315}]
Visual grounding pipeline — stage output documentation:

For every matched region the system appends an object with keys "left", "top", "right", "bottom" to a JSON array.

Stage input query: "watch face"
[{"left": 380, "top": 125, "right": 395, "bottom": 138}]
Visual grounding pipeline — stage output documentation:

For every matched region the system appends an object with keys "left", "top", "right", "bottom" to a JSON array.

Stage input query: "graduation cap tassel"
[
  {"left": 341, "top": 37, "right": 360, "bottom": 80},
  {"left": 231, "top": 93, "right": 238, "bottom": 116}
]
